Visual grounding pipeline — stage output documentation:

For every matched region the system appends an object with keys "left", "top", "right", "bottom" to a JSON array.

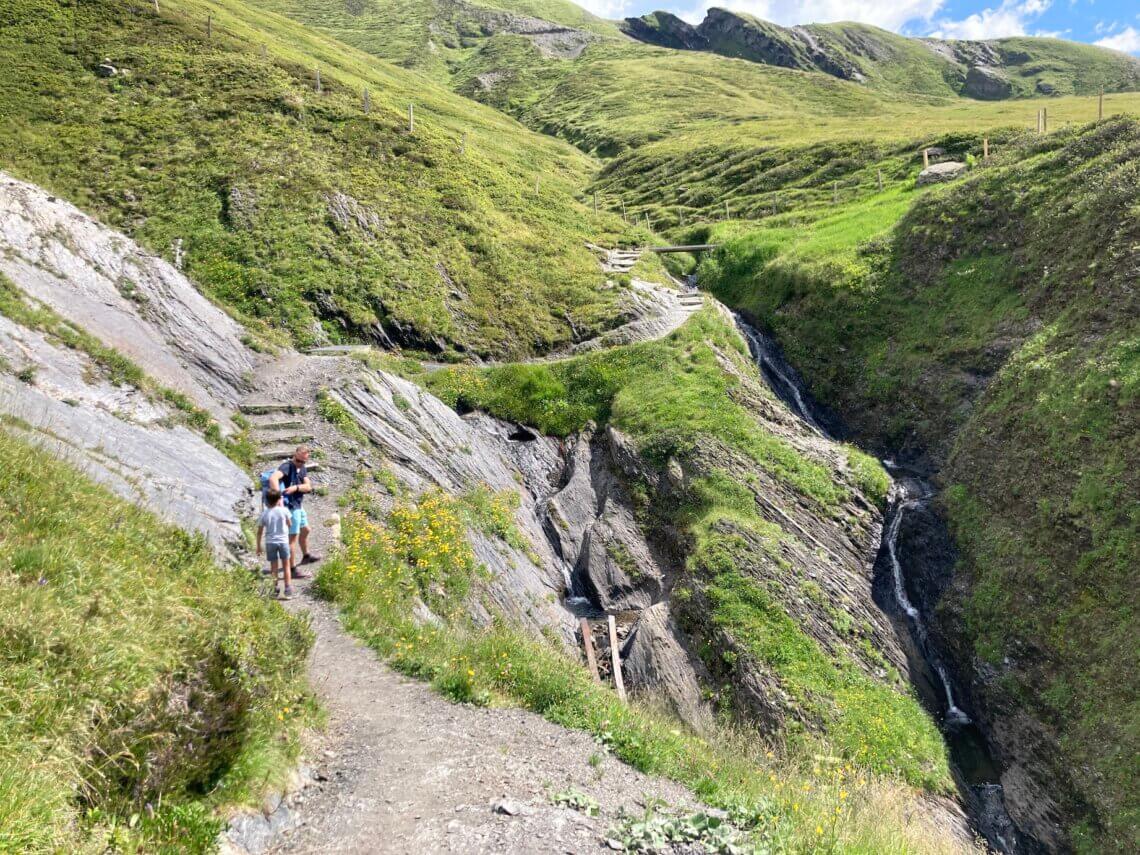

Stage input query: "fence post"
[
  {"left": 153, "top": 0, "right": 159, "bottom": 13},
  {"left": 832, "top": 181, "right": 838, "bottom": 204},
  {"left": 315, "top": 68, "right": 321, "bottom": 94},
  {"left": 983, "top": 137, "right": 989, "bottom": 160},
  {"left": 620, "top": 198, "right": 627, "bottom": 221},
  {"left": 260, "top": 43, "right": 267, "bottom": 59},
  {"left": 644, "top": 211, "right": 651, "bottom": 231},
  {"left": 408, "top": 103, "right": 414, "bottom": 133},
  {"left": 724, "top": 200, "right": 730, "bottom": 220},
  {"left": 877, "top": 169, "right": 883, "bottom": 192},
  {"left": 206, "top": 14, "right": 212, "bottom": 40},
  {"left": 922, "top": 148, "right": 929, "bottom": 168},
  {"left": 1043, "top": 107, "right": 1048, "bottom": 133},
  {"left": 1099, "top": 89, "right": 1104, "bottom": 121},
  {"left": 535, "top": 176, "right": 540, "bottom": 195},
  {"left": 593, "top": 192, "right": 598, "bottom": 214},
  {"left": 580, "top": 618, "right": 601, "bottom": 683},
  {"left": 607, "top": 615, "right": 626, "bottom": 701},
  {"left": 460, "top": 132, "right": 467, "bottom": 155},
  {"left": 172, "top": 238, "right": 184, "bottom": 270},
  {"left": 1036, "top": 110, "right": 1042, "bottom": 133},
  {"left": 362, "top": 87, "right": 370, "bottom": 113}
]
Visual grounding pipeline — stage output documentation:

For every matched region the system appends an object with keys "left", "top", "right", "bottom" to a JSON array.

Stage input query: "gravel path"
[{"left": 233, "top": 354, "right": 701, "bottom": 853}]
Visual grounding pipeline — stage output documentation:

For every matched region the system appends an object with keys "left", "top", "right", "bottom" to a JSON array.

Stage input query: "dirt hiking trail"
[{"left": 226, "top": 353, "right": 701, "bottom": 854}]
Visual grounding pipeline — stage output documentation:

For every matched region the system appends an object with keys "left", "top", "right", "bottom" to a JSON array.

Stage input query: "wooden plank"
[
  {"left": 580, "top": 618, "right": 601, "bottom": 684},
  {"left": 607, "top": 615, "right": 626, "bottom": 702},
  {"left": 647, "top": 244, "right": 719, "bottom": 253}
]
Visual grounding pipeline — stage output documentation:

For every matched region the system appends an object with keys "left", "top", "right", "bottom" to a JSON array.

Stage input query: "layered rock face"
[{"left": 0, "top": 173, "right": 256, "bottom": 552}]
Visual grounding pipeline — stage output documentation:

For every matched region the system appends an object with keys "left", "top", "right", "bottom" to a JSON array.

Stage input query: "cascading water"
[
  {"left": 883, "top": 482, "right": 971, "bottom": 726},
  {"left": 732, "top": 314, "right": 1035, "bottom": 853},
  {"left": 736, "top": 317, "right": 825, "bottom": 435}
]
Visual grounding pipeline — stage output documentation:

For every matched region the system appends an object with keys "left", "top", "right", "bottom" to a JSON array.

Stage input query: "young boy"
[{"left": 257, "top": 489, "right": 294, "bottom": 600}]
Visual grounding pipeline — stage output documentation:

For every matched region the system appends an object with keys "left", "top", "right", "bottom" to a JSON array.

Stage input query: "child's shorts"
[
  {"left": 266, "top": 542, "right": 290, "bottom": 563},
  {"left": 290, "top": 507, "right": 309, "bottom": 535}
]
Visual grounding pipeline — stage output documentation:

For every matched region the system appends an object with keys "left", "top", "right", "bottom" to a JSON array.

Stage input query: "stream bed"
[{"left": 735, "top": 313, "right": 1042, "bottom": 854}]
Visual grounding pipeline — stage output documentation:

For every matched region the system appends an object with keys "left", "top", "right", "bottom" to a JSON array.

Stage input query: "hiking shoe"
[
  {"left": 291, "top": 567, "right": 311, "bottom": 579},
  {"left": 299, "top": 553, "right": 322, "bottom": 565},
  {"left": 281, "top": 586, "right": 294, "bottom": 600}
]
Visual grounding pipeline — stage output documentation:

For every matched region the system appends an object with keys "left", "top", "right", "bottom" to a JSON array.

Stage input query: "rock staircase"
[
  {"left": 602, "top": 247, "right": 642, "bottom": 274},
  {"left": 240, "top": 398, "right": 320, "bottom": 472}
]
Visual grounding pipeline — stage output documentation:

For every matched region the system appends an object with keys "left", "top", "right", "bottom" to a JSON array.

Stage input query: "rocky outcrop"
[
  {"left": 619, "top": 12, "right": 708, "bottom": 51},
  {"left": 622, "top": 602, "right": 713, "bottom": 728},
  {"left": 697, "top": 9, "right": 862, "bottom": 80},
  {"left": 963, "top": 66, "right": 1012, "bottom": 100},
  {"left": 0, "top": 173, "right": 258, "bottom": 553},
  {"left": 0, "top": 173, "right": 254, "bottom": 423},
  {"left": 327, "top": 371, "right": 579, "bottom": 642},
  {"left": 917, "top": 161, "right": 968, "bottom": 186}
]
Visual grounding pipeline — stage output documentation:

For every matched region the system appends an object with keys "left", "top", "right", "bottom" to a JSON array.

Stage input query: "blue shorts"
[
  {"left": 266, "top": 542, "right": 290, "bottom": 563},
  {"left": 289, "top": 507, "right": 309, "bottom": 536}
]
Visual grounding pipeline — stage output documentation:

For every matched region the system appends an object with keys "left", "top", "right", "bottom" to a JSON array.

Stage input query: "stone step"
[
  {"left": 256, "top": 429, "right": 314, "bottom": 446},
  {"left": 247, "top": 416, "right": 306, "bottom": 431},
  {"left": 240, "top": 399, "right": 306, "bottom": 415}
]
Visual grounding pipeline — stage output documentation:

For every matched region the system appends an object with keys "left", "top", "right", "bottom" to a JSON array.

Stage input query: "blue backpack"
[{"left": 259, "top": 461, "right": 302, "bottom": 509}]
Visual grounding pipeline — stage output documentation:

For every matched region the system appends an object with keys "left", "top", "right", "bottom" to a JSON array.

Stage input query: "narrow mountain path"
[{"left": 227, "top": 354, "right": 701, "bottom": 853}]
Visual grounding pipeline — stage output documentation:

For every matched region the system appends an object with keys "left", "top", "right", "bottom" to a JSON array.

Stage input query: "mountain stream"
[{"left": 735, "top": 314, "right": 1041, "bottom": 854}]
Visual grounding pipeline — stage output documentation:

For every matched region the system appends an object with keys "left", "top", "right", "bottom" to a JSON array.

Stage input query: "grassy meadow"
[{"left": 0, "top": 432, "right": 313, "bottom": 852}]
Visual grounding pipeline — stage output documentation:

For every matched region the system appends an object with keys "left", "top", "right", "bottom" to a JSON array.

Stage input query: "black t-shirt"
[{"left": 277, "top": 460, "right": 308, "bottom": 509}]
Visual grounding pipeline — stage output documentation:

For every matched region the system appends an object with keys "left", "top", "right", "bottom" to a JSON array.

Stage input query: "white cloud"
[
  {"left": 577, "top": 0, "right": 632, "bottom": 16},
  {"left": 1095, "top": 25, "right": 1140, "bottom": 54},
  {"left": 675, "top": 1, "right": 945, "bottom": 32},
  {"left": 926, "top": 0, "right": 1051, "bottom": 39}
]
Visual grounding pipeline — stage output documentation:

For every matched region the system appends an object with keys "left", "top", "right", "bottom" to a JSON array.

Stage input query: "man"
[{"left": 269, "top": 445, "right": 321, "bottom": 576}]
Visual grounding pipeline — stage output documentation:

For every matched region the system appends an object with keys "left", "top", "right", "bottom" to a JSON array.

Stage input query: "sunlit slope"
[{"left": 0, "top": 0, "right": 632, "bottom": 358}]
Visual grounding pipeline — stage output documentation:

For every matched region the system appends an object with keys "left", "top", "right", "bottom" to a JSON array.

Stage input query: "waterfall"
[
  {"left": 884, "top": 488, "right": 971, "bottom": 726},
  {"left": 735, "top": 317, "right": 826, "bottom": 435}
]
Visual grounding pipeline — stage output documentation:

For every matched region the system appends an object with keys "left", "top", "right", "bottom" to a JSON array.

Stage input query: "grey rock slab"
[
  {"left": 1, "top": 373, "right": 251, "bottom": 554},
  {"left": 917, "top": 161, "right": 968, "bottom": 186},
  {"left": 0, "top": 173, "right": 256, "bottom": 423}
]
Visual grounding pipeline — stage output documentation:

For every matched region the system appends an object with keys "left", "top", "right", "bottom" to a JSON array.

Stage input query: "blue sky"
[{"left": 580, "top": 0, "right": 1140, "bottom": 54}]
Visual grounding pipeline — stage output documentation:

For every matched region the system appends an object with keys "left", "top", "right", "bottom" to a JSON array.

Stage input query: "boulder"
[
  {"left": 1035, "top": 80, "right": 1058, "bottom": 96},
  {"left": 917, "top": 161, "right": 968, "bottom": 186}
]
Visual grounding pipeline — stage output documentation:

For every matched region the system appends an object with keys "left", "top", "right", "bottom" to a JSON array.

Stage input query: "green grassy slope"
[
  {"left": 0, "top": 0, "right": 637, "bottom": 359},
  {"left": 424, "top": 309, "right": 949, "bottom": 792},
  {"left": 0, "top": 431, "right": 312, "bottom": 852},
  {"left": 692, "top": 119, "right": 1140, "bottom": 852}
]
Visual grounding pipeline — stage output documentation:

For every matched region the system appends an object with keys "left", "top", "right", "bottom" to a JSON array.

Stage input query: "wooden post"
[
  {"left": 460, "top": 132, "right": 467, "bottom": 155},
  {"left": 314, "top": 68, "right": 321, "bottom": 94},
  {"left": 644, "top": 211, "right": 651, "bottom": 231},
  {"left": 922, "top": 148, "right": 929, "bottom": 168},
  {"left": 877, "top": 169, "right": 883, "bottom": 192},
  {"left": 724, "top": 200, "right": 730, "bottom": 220},
  {"left": 593, "top": 192, "right": 598, "bottom": 215},
  {"left": 607, "top": 615, "right": 626, "bottom": 701},
  {"left": 1098, "top": 88, "right": 1104, "bottom": 121},
  {"left": 580, "top": 618, "right": 601, "bottom": 684},
  {"left": 362, "top": 87, "right": 370, "bottom": 114},
  {"left": 206, "top": 14, "right": 212, "bottom": 40},
  {"left": 535, "top": 176, "right": 540, "bottom": 195},
  {"left": 153, "top": 0, "right": 160, "bottom": 13},
  {"left": 260, "top": 43, "right": 267, "bottom": 59},
  {"left": 983, "top": 138, "right": 989, "bottom": 160},
  {"left": 832, "top": 181, "right": 838, "bottom": 204},
  {"left": 408, "top": 102, "right": 414, "bottom": 133},
  {"left": 1042, "top": 107, "right": 1048, "bottom": 133},
  {"left": 1036, "top": 109, "right": 1042, "bottom": 134},
  {"left": 620, "top": 198, "right": 627, "bottom": 221}
]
